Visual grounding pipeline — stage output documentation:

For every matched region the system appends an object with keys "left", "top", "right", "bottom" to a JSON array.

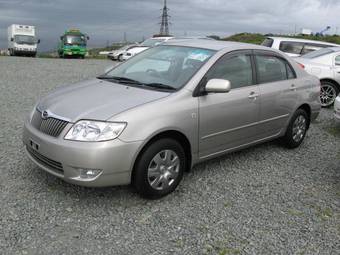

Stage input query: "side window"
[
  {"left": 279, "top": 42, "right": 304, "bottom": 55},
  {"left": 301, "top": 43, "right": 327, "bottom": 55},
  {"left": 255, "top": 55, "right": 288, "bottom": 83},
  {"left": 205, "top": 54, "right": 253, "bottom": 89},
  {"left": 286, "top": 63, "right": 296, "bottom": 79},
  {"left": 335, "top": 55, "right": 340, "bottom": 66}
]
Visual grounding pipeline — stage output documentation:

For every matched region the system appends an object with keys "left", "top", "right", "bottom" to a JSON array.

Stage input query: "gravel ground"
[{"left": 0, "top": 56, "right": 339, "bottom": 255}]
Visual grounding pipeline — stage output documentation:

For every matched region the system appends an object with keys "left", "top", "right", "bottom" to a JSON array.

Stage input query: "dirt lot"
[{"left": 0, "top": 56, "right": 339, "bottom": 255}]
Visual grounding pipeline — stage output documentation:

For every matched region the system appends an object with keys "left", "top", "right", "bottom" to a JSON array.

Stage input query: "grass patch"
[
  {"left": 218, "top": 248, "right": 241, "bottom": 255},
  {"left": 287, "top": 209, "right": 305, "bottom": 217},
  {"left": 325, "top": 126, "right": 340, "bottom": 137}
]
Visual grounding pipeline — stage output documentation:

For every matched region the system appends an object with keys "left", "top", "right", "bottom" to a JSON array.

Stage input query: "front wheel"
[
  {"left": 133, "top": 138, "right": 186, "bottom": 199},
  {"left": 320, "top": 81, "right": 339, "bottom": 107},
  {"left": 282, "top": 109, "right": 309, "bottom": 149},
  {"left": 118, "top": 54, "right": 123, "bottom": 62}
]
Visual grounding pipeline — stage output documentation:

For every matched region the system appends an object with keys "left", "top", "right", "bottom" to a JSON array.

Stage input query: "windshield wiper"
[
  {"left": 97, "top": 76, "right": 142, "bottom": 84},
  {"left": 97, "top": 76, "right": 176, "bottom": 91},
  {"left": 142, "top": 83, "right": 177, "bottom": 91}
]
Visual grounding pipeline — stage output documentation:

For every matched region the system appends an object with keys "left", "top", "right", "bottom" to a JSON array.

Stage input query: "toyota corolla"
[{"left": 23, "top": 40, "right": 321, "bottom": 198}]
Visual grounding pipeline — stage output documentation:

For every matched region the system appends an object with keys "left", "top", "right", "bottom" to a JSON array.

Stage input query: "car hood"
[{"left": 37, "top": 79, "right": 170, "bottom": 122}]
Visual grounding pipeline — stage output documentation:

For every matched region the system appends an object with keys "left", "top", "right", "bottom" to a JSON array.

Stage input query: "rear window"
[
  {"left": 279, "top": 42, "right": 304, "bottom": 55},
  {"left": 301, "top": 43, "right": 329, "bottom": 55},
  {"left": 302, "top": 48, "right": 334, "bottom": 59},
  {"left": 261, "top": 38, "right": 274, "bottom": 47}
]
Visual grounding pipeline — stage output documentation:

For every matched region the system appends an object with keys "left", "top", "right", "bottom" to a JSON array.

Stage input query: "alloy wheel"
[
  {"left": 147, "top": 150, "right": 180, "bottom": 191},
  {"left": 292, "top": 115, "right": 307, "bottom": 143},
  {"left": 320, "top": 84, "right": 337, "bottom": 107}
]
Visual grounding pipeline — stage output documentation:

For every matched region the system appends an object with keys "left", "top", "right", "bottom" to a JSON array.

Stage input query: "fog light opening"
[{"left": 79, "top": 169, "right": 102, "bottom": 179}]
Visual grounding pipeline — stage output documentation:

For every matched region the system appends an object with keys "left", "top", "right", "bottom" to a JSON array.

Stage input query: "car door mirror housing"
[{"left": 205, "top": 79, "right": 231, "bottom": 93}]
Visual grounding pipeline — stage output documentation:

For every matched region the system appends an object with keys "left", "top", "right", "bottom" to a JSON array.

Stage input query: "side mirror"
[
  {"left": 37, "top": 39, "right": 41, "bottom": 44},
  {"left": 205, "top": 79, "right": 231, "bottom": 93},
  {"left": 87, "top": 36, "right": 90, "bottom": 40},
  {"left": 60, "top": 36, "right": 63, "bottom": 40},
  {"left": 10, "top": 38, "right": 14, "bottom": 42}
]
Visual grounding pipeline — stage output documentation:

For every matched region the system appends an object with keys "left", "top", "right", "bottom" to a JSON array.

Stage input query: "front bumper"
[
  {"left": 14, "top": 49, "right": 36, "bottom": 56},
  {"left": 23, "top": 119, "right": 142, "bottom": 187},
  {"left": 334, "top": 96, "right": 340, "bottom": 121}
]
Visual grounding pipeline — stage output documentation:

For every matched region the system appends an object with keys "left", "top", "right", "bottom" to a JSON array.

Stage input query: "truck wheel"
[
  {"left": 133, "top": 138, "right": 186, "bottom": 199},
  {"left": 281, "top": 109, "right": 309, "bottom": 149}
]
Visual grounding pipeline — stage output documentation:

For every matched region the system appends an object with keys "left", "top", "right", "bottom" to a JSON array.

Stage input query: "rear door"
[
  {"left": 254, "top": 50, "right": 298, "bottom": 137},
  {"left": 198, "top": 50, "right": 261, "bottom": 158}
]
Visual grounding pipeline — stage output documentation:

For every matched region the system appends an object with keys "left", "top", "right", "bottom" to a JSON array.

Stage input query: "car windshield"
[
  {"left": 141, "top": 38, "right": 166, "bottom": 47},
  {"left": 102, "top": 46, "right": 216, "bottom": 91},
  {"left": 64, "top": 35, "right": 86, "bottom": 46},
  {"left": 15, "top": 35, "right": 36, "bottom": 45},
  {"left": 302, "top": 48, "right": 334, "bottom": 59}
]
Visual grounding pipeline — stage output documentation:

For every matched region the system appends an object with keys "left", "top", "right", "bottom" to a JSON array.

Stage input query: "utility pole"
[
  {"left": 159, "top": 0, "right": 170, "bottom": 36},
  {"left": 123, "top": 32, "right": 127, "bottom": 43}
]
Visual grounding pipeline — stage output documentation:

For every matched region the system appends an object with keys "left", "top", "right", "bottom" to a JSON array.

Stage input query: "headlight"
[{"left": 64, "top": 120, "right": 127, "bottom": 142}]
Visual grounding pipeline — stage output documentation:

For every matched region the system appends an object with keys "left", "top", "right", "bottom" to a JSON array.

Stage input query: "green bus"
[{"left": 58, "top": 29, "right": 89, "bottom": 58}]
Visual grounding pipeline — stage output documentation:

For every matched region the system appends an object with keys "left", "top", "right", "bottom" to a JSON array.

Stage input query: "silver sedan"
[{"left": 23, "top": 40, "right": 321, "bottom": 198}]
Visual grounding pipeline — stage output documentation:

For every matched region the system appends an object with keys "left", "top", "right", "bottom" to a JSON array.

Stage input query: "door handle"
[
  {"left": 290, "top": 84, "right": 297, "bottom": 91},
  {"left": 248, "top": 91, "right": 259, "bottom": 99}
]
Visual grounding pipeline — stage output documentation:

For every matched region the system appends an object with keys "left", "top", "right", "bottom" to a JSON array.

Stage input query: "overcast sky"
[{"left": 1, "top": 0, "right": 340, "bottom": 51}]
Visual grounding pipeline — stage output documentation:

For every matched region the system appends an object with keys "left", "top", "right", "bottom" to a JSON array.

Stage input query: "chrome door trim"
[
  {"left": 200, "top": 132, "right": 281, "bottom": 160},
  {"left": 201, "top": 114, "right": 289, "bottom": 140}
]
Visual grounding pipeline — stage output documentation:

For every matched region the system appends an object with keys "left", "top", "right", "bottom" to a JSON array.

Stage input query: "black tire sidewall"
[
  {"left": 283, "top": 109, "right": 309, "bottom": 149},
  {"left": 321, "top": 81, "right": 340, "bottom": 108},
  {"left": 133, "top": 138, "right": 186, "bottom": 198}
]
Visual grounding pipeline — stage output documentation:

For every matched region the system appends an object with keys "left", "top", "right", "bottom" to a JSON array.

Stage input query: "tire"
[
  {"left": 118, "top": 54, "right": 123, "bottom": 62},
  {"left": 320, "top": 81, "right": 339, "bottom": 108},
  {"left": 133, "top": 138, "right": 186, "bottom": 199},
  {"left": 282, "top": 109, "right": 309, "bottom": 149}
]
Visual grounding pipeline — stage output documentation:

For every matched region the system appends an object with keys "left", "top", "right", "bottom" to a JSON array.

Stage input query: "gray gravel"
[{"left": 0, "top": 56, "right": 339, "bottom": 255}]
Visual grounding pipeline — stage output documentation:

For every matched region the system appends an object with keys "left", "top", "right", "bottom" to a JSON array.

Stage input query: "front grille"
[
  {"left": 31, "top": 110, "right": 68, "bottom": 137},
  {"left": 27, "top": 146, "right": 64, "bottom": 174}
]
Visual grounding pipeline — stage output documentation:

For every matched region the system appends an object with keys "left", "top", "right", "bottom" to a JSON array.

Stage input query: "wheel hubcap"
[
  {"left": 147, "top": 150, "right": 180, "bottom": 191},
  {"left": 292, "top": 115, "right": 307, "bottom": 143},
  {"left": 320, "top": 84, "right": 337, "bottom": 107}
]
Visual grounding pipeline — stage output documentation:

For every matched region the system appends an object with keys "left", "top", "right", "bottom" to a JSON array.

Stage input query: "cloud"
[{"left": 0, "top": 0, "right": 339, "bottom": 51}]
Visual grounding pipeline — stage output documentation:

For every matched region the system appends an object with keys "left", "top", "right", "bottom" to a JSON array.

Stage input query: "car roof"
[
  {"left": 163, "top": 39, "right": 273, "bottom": 52},
  {"left": 267, "top": 36, "right": 339, "bottom": 46}
]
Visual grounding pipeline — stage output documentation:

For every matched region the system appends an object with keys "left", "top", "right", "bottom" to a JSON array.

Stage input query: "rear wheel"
[
  {"left": 133, "top": 138, "right": 186, "bottom": 199},
  {"left": 320, "top": 81, "right": 339, "bottom": 107},
  {"left": 282, "top": 109, "right": 309, "bottom": 149}
]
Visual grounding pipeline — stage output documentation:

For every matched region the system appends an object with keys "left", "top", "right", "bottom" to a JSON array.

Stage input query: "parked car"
[
  {"left": 122, "top": 36, "right": 173, "bottom": 61},
  {"left": 295, "top": 47, "right": 340, "bottom": 107},
  {"left": 262, "top": 37, "right": 339, "bottom": 57},
  {"left": 23, "top": 40, "right": 321, "bottom": 198},
  {"left": 335, "top": 95, "right": 340, "bottom": 121},
  {"left": 107, "top": 44, "right": 138, "bottom": 61}
]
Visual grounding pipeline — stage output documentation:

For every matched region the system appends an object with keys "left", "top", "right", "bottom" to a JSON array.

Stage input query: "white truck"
[{"left": 8, "top": 24, "right": 40, "bottom": 57}]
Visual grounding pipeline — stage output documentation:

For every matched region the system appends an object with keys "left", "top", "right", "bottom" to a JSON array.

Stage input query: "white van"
[{"left": 262, "top": 37, "right": 339, "bottom": 57}]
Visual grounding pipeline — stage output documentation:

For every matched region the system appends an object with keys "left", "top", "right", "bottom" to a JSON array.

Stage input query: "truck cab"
[{"left": 58, "top": 29, "right": 89, "bottom": 59}]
